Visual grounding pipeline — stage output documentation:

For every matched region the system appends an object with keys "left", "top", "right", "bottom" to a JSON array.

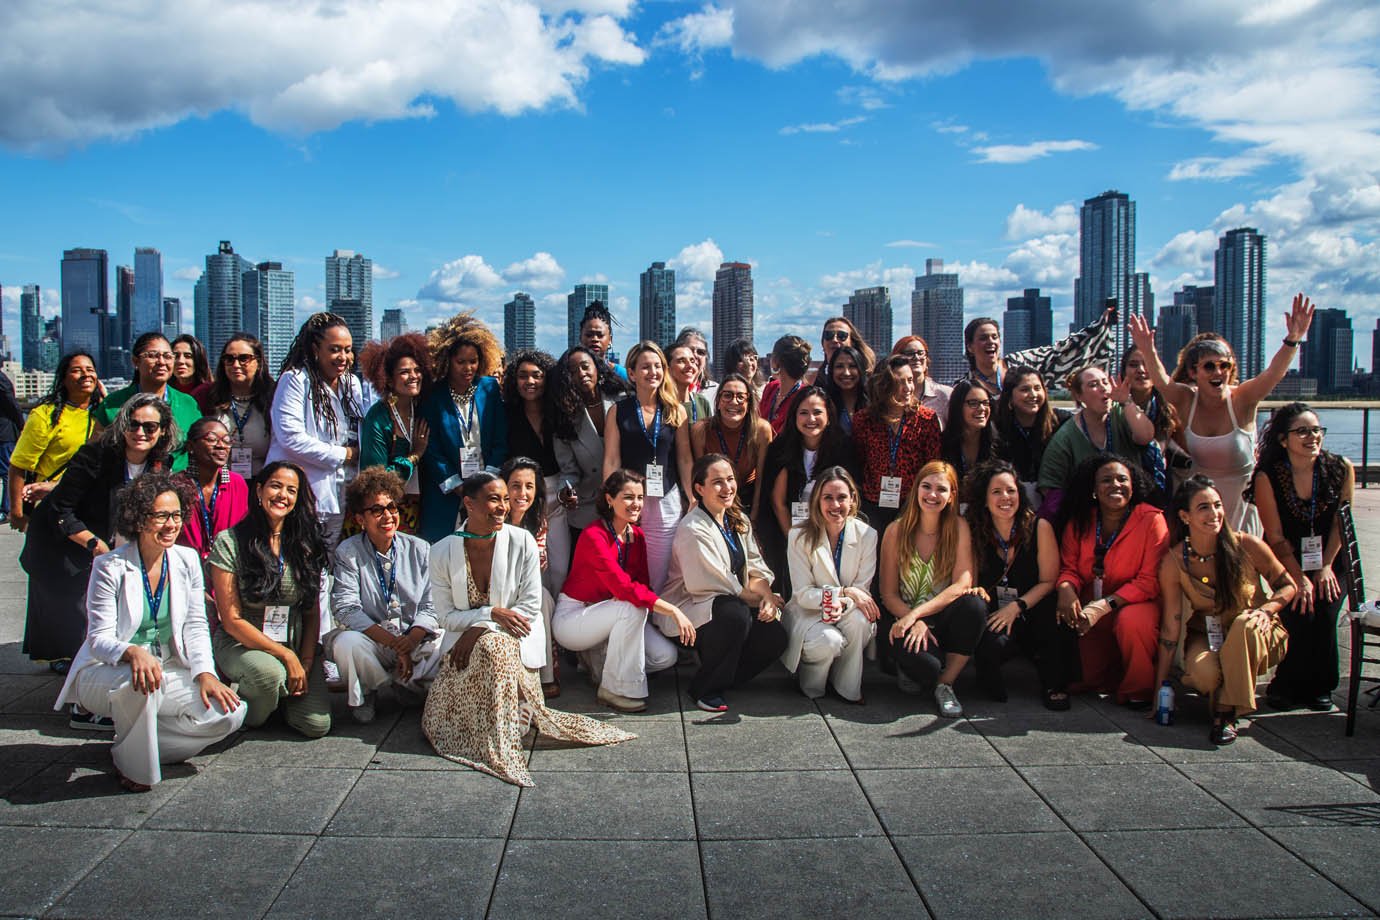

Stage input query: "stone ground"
[{"left": 3, "top": 496, "right": 1380, "bottom": 919}]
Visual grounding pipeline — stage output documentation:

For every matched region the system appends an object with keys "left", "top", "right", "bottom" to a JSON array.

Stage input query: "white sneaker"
[{"left": 934, "top": 682, "right": 962, "bottom": 718}]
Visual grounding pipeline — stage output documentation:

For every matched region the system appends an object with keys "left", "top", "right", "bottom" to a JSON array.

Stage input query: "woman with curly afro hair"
[{"left": 358, "top": 332, "right": 433, "bottom": 534}]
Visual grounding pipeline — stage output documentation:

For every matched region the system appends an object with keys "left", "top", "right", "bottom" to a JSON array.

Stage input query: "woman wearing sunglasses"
[
  {"left": 1128, "top": 293, "right": 1316, "bottom": 535},
  {"left": 205, "top": 334, "right": 276, "bottom": 478}
]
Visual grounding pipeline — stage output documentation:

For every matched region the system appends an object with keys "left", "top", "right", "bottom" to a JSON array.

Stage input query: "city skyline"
[{"left": 1, "top": 4, "right": 1377, "bottom": 368}]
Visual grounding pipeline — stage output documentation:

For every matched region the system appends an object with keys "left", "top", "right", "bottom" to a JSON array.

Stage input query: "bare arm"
[
  {"left": 1233, "top": 293, "right": 1314, "bottom": 412},
  {"left": 601, "top": 403, "right": 620, "bottom": 483},
  {"left": 770, "top": 469, "right": 791, "bottom": 536},
  {"left": 1152, "top": 552, "right": 1182, "bottom": 689},
  {"left": 676, "top": 423, "right": 694, "bottom": 503}
]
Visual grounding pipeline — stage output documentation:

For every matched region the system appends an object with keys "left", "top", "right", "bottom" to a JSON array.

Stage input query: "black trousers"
[
  {"left": 690, "top": 595, "right": 789, "bottom": 700},
  {"left": 862, "top": 499, "right": 904, "bottom": 671},
  {"left": 973, "top": 597, "right": 1080, "bottom": 693},
  {"left": 1271, "top": 583, "right": 1344, "bottom": 700},
  {"left": 889, "top": 594, "right": 987, "bottom": 688}
]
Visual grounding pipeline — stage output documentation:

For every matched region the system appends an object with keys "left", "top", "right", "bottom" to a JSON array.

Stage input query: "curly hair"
[
  {"left": 113, "top": 471, "right": 195, "bottom": 542},
  {"left": 501, "top": 349, "right": 556, "bottom": 409},
  {"left": 964, "top": 460, "right": 1036, "bottom": 565},
  {"left": 100, "top": 393, "right": 179, "bottom": 464},
  {"left": 233, "top": 461, "right": 327, "bottom": 604},
  {"left": 345, "top": 466, "right": 405, "bottom": 515},
  {"left": 279, "top": 312, "right": 358, "bottom": 435},
  {"left": 206, "top": 334, "right": 275, "bottom": 435},
  {"left": 359, "top": 331, "right": 431, "bottom": 397},
  {"left": 552, "top": 346, "right": 623, "bottom": 440},
  {"left": 428, "top": 311, "right": 503, "bottom": 382},
  {"left": 1055, "top": 454, "right": 1154, "bottom": 540}
]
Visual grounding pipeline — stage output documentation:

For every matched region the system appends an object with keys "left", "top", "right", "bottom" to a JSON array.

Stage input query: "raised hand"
[
  {"left": 1127, "top": 312, "right": 1155, "bottom": 354},
  {"left": 1285, "top": 293, "right": 1315, "bottom": 342}
]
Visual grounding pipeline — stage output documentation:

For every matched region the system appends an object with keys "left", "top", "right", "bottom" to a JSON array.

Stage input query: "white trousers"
[
  {"left": 324, "top": 629, "right": 446, "bottom": 707},
  {"left": 552, "top": 594, "right": 678, "bottom": 699},
  {"left": 74, "top": 660, "right": 246, "bottom": 786},
  {"left": 543, "top": 475, "right": 572, "bottom": 598},
  {"left": 796, "top": 610, "right": 875, "bottom": 702},
  {"left": 638, "top": 486, "right": 682, "bottom": 594}
]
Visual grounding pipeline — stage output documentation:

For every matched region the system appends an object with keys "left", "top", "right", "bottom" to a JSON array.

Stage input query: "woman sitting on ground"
[
  {"left": 55, "top": 473, "right": 245, "bottom": 791},
  {"left": 1154, "top": 475, "right": 1296, "bottom": 744}
]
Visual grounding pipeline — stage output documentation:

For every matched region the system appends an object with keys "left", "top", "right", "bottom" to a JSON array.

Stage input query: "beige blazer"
[
  {"left": 781, "top": 518, "right": 878, "bottom": 671},
  {"left": 430, "top": 524, "right": 547, "bottom": 670},
  {"left": 554, "top": 397, "right": 617, "bottom": 531},
  {"left": 659, "top": 506, "right": 773, "bottom": 634}
]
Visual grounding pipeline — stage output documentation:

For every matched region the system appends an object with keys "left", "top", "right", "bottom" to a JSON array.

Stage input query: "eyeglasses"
[
  {"left": 719, "top": 392, "right": 749, "bottom": 403},
  {"left": 199, "top": 435, "right": 232, "bottom": 447},
  {"left": 128, "top": 421, "right": 162, "bottom": 435},
  {"left": 1288, "top": 426, "right": 1327, "bottom": 438},
  {"left": 823, "top": 331, "right": 850, "bottom": 342},
  {"left": 223, "top": 354, "right": 257, "bottom": 366},
  {"left": 363, "top": 503, "right": 400, "bottom": 517},
  {"left": 1199, "top": 360, "right": 1233, "bottom": 373},
  {"left": 963, "top": 399, "right": 990, "bottom": 410},
  {"left": 899, "top": 349, "right": 927, "bottom": 360},
  {"left": 147, "top": 511, "right": 183, "bottom": 525},
  {"left": 690, "top": 347, "right": 707, "bottom": 357},
  {"left": 140, "top": 351, "right": 174, "bottom": 363}
]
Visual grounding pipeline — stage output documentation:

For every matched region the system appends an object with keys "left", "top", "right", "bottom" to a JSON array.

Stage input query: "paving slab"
[
  {"left": 146, "top": 763, "right": 359, "bottom": 834},
  {"left": 820, "top": 704, "right": 1007, "bottom": 769},
  {"left": 487, "top": 839, "right": 706, "bottom": 920},
  {"left": 326, "top": 769, "right": 517, "bottom": 838},
  {"left": 48, "top": 829, "right": 314, "bottom": 919},
  {"left": 893, "top": 831, "right": 1151, "bottom": 920},
  {"left": 692, "top": 769, "right": 883, "bottom": 839},
  {"left": 1254, "top": 709, "right": 1380, "bottom": 759},
  {"left": 212, "top": 711, "right": 398, "bottom": 768},
  {"left": 1323, "top": 757, "right": 1380, "bottom": 793},
  {"left": 702, "top": 837, "right": 925, "bottom": 917},
  {"left": 0, "top": 825, "right": 128, "bottom": 917},
  {"left": 1178, "top": 759, "right": 1380, "bottom": 827},
  {"left": 684, "top": 712, "right": 847, "bottom": 771},
  {"left": 1020, "top": 762, "right": 1248, "bottom": 831},
  {"left": 0, "top": 714, "right": 108, "bottom": 767},
  {"left": 972, "top": 709, "right": 1164, "bottom": 765},
  {"left": 1263, "top": 827, "right": 1380, "bottom": 916},
  {"left": 267, "top": 835, "right": 503, "bottom": 919},
  {"left": 530, "top": 717, "right": 685, "bottom": 772},
  {"left": 365, "top": 712, "right": 470, "bottom": 770},
  {"left": 1097, "top": 704, "right": 1319, "bottom": 763},
  {"left": 0, "top": 762, "right": 194, "bottom": 829},
  {"left": 509, "top": 771, "right": 695, "bottom": 840},
  {"left": 539, "top": 669, "right": 686, "bottom": 720},
  {"left": 1084, "top": 827, "right": 1370, "bottom": 918},
  {"left": 857, "top": 766, "right": 1063, "bottom": 836}
]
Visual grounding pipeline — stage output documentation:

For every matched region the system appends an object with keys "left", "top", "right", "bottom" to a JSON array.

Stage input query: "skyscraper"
[
  {"left": 912, "top": 259, "right": 965, "bottom": 384},
  {"left": 505, "top": 292, "right": 535, "bottom": 353},
  {"left": 1303, "top": 307, "right": 1353, "bottom": 394},
  {"left": 133, "top": 247, "right": 163, "bottom": 343},
  {"left": 1003, "top": 288, "right": 1052, "bottom": 354},
  {"left": 1074, "top": 190, "right": 1140, "bottom": 354},
  {"left": 111, "top": 264, "right": 134, "bottom": 373},
  {"left": 1174, "top": 285, "right": 1215, "bottom": 337},
  {"left": 326, "top": 250, "right": 373, "bottom": 348},
  {"left": 21, "top": 284, "right": 41, "bottom": 372},
  {"left": 1214, "top": 227, "right": 1267, "bottom": 380},
  {"left": 203, "top": 241, "right": 253, "bottom": 363},
  {"left": 712, "top": 262, "right": 754, "bottom": 377},
  {"left": 639, "top": 262, "right": 676, "bottom": 346},
  {"left": 242, "top": 262, "right": 295, "bottom": 371},
  {"left": 162, "top": 297, "right": 181, "bottom": 341},
  {"left": 845, "top": 286, "right": 892, "bottom": 354},
  {"left": 567, "top": 283, "right": 610, "bottom": 348},
  {"left": 1156, "top": 302, "right": 1197, "bottom": 370},
  {"left": 60, "top": 248, "right": 108, "bottom": 375},
  {"left": 193, "top": 275, "right": 208, "bottom": 344},
  {"left": 380, "top": 308, "right": 405, "bottom": 341}
]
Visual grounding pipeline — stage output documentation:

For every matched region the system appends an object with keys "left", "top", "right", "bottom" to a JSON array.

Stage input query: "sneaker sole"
[
  {"left": 695, "top": 701, "right": 728, "bottom": 713},
  {"left": 69, "top": 719, "right": 115, "bottom": 732}
]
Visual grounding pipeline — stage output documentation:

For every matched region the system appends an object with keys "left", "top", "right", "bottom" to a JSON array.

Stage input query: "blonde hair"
[
  {"left": 625, "top": 340, "right": 687, "bottom": 428},
  {"left": 892, "top": 460, "right": 961, "bottom": 579},
  {"left": 799, "top": 466, "right": 859, "bottom": 555}
]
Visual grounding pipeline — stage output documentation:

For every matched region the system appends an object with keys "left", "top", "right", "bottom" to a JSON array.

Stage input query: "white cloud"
[
  {"left": 779, "top": 115, "right": 866, "bottom": 135},
  {"left": 973, "top": 139, "right": 1097, "bottom": 164},
  {"left": 836, "top": 84, "right": 889, "bottom": 110},
  {"left": 372, "top": 263, "right": 401, "bottom": 280},
  {"left": 417, "top": 254, "right": 504, "bottom": 303},
  {"left": 1167, "top": 154, "right": 1270, "bottom": 181},
  {"left": 502, "top": 251, "right": 564, "bottom": 290},
  {"left": 884, "top": 239, "right": 934, "bottom": 248},
  {"left": 1005, "top": 233, "right": 1078, "bottom": 290},
  {"left": 173, "top": 266, "right": 203, "bottom": 281},
  {"left": 656, "top": 3, "right": 734, "bottom": 56},
  {"left": 300, "top": 294, "right": 322, "bottom": 311},
  {"left": 1152, "top": 229, "right": 1219, "bottom": 269},
  {"left": 1004, "top": 203, "right": 1078, "bottom": 239},
  {"left": 0, "top": 0, "right": 648, "bottom": 150},
  {"left": 669, "top": 238, "right": 724, "bottom": 283}
]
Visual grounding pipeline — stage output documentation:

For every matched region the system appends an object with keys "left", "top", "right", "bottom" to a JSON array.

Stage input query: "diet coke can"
[{"left": 821, "top": 585, "right": 839, "bottom": 623}]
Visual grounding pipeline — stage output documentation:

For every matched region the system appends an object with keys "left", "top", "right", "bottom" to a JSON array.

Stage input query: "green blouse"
[
  {"left": 208, "top": 529, "right": 311, "bottom": 647},
  {"left": 360, "top": 399, "right": 419, "bottom": 483}
]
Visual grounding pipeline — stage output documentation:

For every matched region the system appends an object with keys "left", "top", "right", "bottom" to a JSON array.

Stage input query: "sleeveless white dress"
[{"left": 1184, "top": 390, "right": 1261, "bottom": 535}]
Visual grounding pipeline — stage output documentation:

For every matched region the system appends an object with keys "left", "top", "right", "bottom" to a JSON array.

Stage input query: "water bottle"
[{"left": 1155, "top": 681, "right": 1175, "bottom": 726}]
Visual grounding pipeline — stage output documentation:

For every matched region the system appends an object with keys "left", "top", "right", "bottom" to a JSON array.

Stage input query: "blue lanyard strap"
[
  {"left": 605, "top": 521, "right": 628, "bottom": 570},
  {"left": 832, "top": 528, "right": 846, "bottom": 582},
  {"left": 228, "top": 400, "right": 251, "bottom": 437},
  {"left": 714, "top": 516, "right": 740, "bottom": 557},
  {"left": 715, "top": 423, "right": 748, "bottom": 465},
  {"left": 994, "top": 530, "right": 1013, "bottom": 583},
  {"left": 373, "top": 542, "right": 398, "bottom": 606},
  {"left": 975, "top": 366, "right": 1002, "bottom": 392},
  {"left": 1093, "top": 515, "right": 1120, "bottom": 576},
  {"left": 639, "top": 402, "right": 661, "bottom": 452},
  {"left": 768, "top": 380, "right": 801, "bottom": 423},
  {"left": 1079, "top": 410, "right": 1112, "bottom": 454},
  {"left": 140, "top": 550, "right": 169, "bottom": 629},
  {"left": 197, "top": 473, "right": 221, "bottom": 538},
  {"left": 452, "top": 388, "right": 478, "bottom": 438},
  {"left": 887, "top": 416, "right": 905, "bottom": 473}
]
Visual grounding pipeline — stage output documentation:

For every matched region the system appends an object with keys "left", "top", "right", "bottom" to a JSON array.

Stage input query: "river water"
[{"left": 1254, "top": 408, "right": 1378, "bottom": 465}]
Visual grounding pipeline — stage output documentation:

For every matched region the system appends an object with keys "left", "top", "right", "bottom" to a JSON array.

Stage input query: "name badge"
[
  {"left": 263, "top": 605, "right": 291, "bottom": 643},
  {"left": 460, "top": 447, "right": 483, "bottom": 478},
  {"left": 404, "top": 467, "right": 420, "bottom": 496},
  {"left": 1091, "top": 576, "right": 1103, "bottom": 599},
  {"left": 383, "top": 616, "right": 403, "bottom": 637},
  {"left": 996, "top": 585, "right": 1019, "bottom": 606},
  {"left": 1205, "top": 614, "right": 1225, "bottom": 653},
  {"left": 230, "top": 447, "right": 253, "bottom": 478},
  {"left": 791, "top": 501, "right": 808, "bottom": 525},
  {"left": 879, "top": 475, "right": 902, "bottom": 509},
  {"left": 1301, "top": 535, "right": 1324, "bottom": 572},
  {"left": 645, "top": 463, "right": 665, "bottom": 497}
]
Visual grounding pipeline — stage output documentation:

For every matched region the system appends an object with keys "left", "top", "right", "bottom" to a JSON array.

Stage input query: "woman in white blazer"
[
  {"left": 783, "top": 467, "right": 880, "bottom": 703},
  {"left": 662, "top": 454, "right": 787, "bottom": 713},
  {"left": 55, "top": 473, "right": 245, "bottom": 792},
  {"left": 422, "top": 472, "right": 633, "bottom": 785}
]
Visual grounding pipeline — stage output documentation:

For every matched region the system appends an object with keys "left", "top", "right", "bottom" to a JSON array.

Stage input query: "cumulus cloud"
[
  {"left": 502, "top": 251, "right": 564, "bottom": 290},
  {"left": 1004, "top": 203, "right": 1078, "bottom": 240},
  {"left": 670, "top": 238, "right": 725, "bottom": 283},
  {"left": 0, "top": 0, "right": 647, "bottom": 150},
  {"left": 656, "top": 3, "right": 734, "bottom": 55},
  {"left": 973, "top": 139, "right": 1097, "bottom": 164},
  {"left": 779, "top": 115, "right": 866, "bottom": 135},
  {"left": 417, "top": 254, "right": 504, "bottom": 303},
  {"left": 372, "top": 263, "right": 401, "bottom": 280}
]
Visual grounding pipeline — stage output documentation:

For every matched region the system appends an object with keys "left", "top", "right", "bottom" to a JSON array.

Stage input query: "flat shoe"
[
  {"left": 1307, "top": 694, "right": 1334, "bottom": 712},
  {"left": 1043, "top": 690, "right": 1071, "bottom": 712},
  {"left": 542, "top": 682, "right": 561, "bottom": 700},
  {"left": 597, "top": 686, "right": 646, "bottom": 713},
  {"left": 1209, "top": 716, "right": 1238, "bottom": 746},
  {"left": 117, "top": 771, "right": 151, "bottom": 793},
  {"left": 695, "top": 695, "right": 729, "bottom": 713}
]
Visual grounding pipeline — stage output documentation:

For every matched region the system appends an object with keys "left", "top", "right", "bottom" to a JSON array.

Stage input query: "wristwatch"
[{"left": 85, "top": 536, "right": 99, "bottom": 552}]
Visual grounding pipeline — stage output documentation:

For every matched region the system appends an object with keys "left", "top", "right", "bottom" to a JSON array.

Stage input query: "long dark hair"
[
  {"left": 818, "top": 344, "right": 870, "bottom": 421},
  {"left": 1170, "top": 475, "right": 1252, "bottom": 617},
  {"left": 963, "top": 317, "right": 1000, "bottom": 370},
  {"left": 596, "top": 468, "right": 646, "bottom": 523},
  {"left": 942, "top": 379, "right": 999, "bottom": 475},
  {"left": 130, "top": 331, "right": 171, "bottom": 389},
  {"left": 1056, "top": 454, "right": 1154, "bottom": 539},
  {"left": 689, "top": 453, "right": 748, "bottom": 534},
  {"left": 206, "top": 333, "right": 275, "bottom": 436},
  {"left": 1121, "top": 346, "right": 1178, "bottom": 441},
  {"left": 722, "top": 339, "right": 763, "bottom": 387},
  {"left": 1257, "top": 401, "right": 1316, "bottom": 474},
  {"left": 553, "top": 345, "right": 622, "bottom": 440},
  {"left": 41, "top": 350, "right": 101, "bottom": 427},
  {"left": 279, "top": 312, "right": 357, "bottom": 435},
  {"left": 767, "top": 385, "right": 849, "bottom": 478},
  {"left": 172, "top": 334, "right": 213, "bottom": 388},
  {"left": 232, "top": 461, "right": 327, "bottom": 604},
  {"left": 995, "top": 365, "right": 1059, "bottom": 448},
  {"left": 964, "top": 460, "right": 1036, "bottom": 569},
  {"left": 500, "top": 456, "right": 547, "bottom": 539},
  {"left": 502, "top": 349, "right": 557, "bottom": 425}
]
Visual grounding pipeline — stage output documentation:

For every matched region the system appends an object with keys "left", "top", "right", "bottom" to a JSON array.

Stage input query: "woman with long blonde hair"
[{"left": 878, "top": 460, "right": 987, "bottom": 717}]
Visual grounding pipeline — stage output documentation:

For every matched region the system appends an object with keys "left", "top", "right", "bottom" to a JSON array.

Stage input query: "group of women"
[{"left": 13, "top": 291, "right": 1357, "bottom": 789}]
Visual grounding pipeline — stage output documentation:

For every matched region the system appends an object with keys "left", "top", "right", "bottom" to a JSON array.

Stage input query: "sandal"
[
  {"left": 117, "top": 771, "right": 151, "bottom": 793},
  {"left": 1043, "top": 689, "right": 1071, "bottom": 712},
  {"left": 1209, "top": 711, "right": 1238, "bottom": 746}
]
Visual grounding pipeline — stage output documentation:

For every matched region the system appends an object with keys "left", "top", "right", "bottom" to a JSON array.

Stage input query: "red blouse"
[
  {"left": 1057, "top": 501, "right": 1168, "bottom": 605},
  {"left": 760, "top": 378, "right": 803, "bottom": 436},
  {"left": 561, "top": 520, "right": 660, "bottom": 611},
  {"left": 850, "top": 406, "right": 942, "bottom": 504}
]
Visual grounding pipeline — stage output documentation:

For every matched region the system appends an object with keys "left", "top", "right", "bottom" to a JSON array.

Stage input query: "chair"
[{"left": 1340, "top": 502, "right": 1378, "bottom": 736}]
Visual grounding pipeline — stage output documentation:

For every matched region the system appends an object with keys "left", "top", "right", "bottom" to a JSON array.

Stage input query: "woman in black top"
[
  {"left": 966, "top": 460, "right": 1071, "bottom": 709},
  {"left": 818, "top": 344, "right": 870, "bottom": 436},
  {"left": 993, "top": 366, "right": 1069, "bottom": 506},
  {"left": 1252, "top": 402, "right": 1355, "bottom": 711},
  {"left": 504, "top": 350, "right": 569, "bottom": 589},
  {"left": 942, "top": 380, "right": 1000, "bottom": 489}
]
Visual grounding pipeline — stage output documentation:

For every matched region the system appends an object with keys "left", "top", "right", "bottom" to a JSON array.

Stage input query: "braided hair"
[{"left": 279, "top": 312, "right": 355, "bottom": 436}]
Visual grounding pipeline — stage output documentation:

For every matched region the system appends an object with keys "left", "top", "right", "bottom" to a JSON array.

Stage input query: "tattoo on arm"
[{"left": 1159, "top": 638, "right": 1177, "bottom": 650}]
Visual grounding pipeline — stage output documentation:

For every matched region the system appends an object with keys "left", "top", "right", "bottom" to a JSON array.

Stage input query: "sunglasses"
[
  {"left": 223, "top": 353, "right": 257, "bottom": 366},
  {"left": 128, "top": 421, "right": 162, "bottom": 435},
  {"left": 363, "top": 503, "right": 400, "bottom": 517},
  {"left": 823, "top": 331, "right": 850, "bottom": 342},
  {"left": 1198, "top": 359, "right": 1233, "bottom": 373}
]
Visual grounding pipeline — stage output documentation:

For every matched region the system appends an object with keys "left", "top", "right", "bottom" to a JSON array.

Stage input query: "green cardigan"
[{"left": 360, "top": 399, "right": 419, "bottom": 483}]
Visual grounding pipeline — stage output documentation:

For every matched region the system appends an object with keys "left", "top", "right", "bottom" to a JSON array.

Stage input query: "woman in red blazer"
[{"left": 1054, "top": 454, "right": 1169, "bottom": 706}]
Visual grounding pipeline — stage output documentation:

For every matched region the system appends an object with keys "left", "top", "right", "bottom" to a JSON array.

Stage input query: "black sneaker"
[
  {"left": 69, "top": 705, "right": 115, "bottom": 732},
  {"left": 1307, "top": 693, "right": 1335, "bottom": 712}
]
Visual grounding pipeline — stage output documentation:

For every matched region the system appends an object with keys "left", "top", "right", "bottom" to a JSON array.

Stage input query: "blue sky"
[{"left": 2, "top": 0, "right": 1377, "bottom": 366}]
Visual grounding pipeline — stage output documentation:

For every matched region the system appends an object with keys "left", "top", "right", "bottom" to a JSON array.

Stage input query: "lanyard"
[
  {"left": 690, "top": 398, "right": 699, "bottom": 423},
  {"left": 141, "top": 550, "right": 169, "bottom": 628},
  {"left": 994, "top": 528, "right": 1014, "bottom": 584},
  {"left": 605, "top": 521, "right": 628, "bottom": 570},
  {"left": 887, "top": 416, "right": 905, "bottom": 474},
  {"left": 452, "top": 387, "right": 478, "bottom": 438},
  {"left": 373, "top": 542, "right": 398, "bottom": 605},
  {"left": 716, "top": 423, "right": 747, "bottom": 465},
  {"left": 228, "top": 399, "right": 252, "bottom": 439},
  {"left": 713, "top": 515, "right": 740, "bottom": 558},
  {"left": 975, "top": 366, "right": 1002, "bottom": 393},
  {"left": 639, "top": 402, "right": 661, "bottom": 452},
  {"left": 388, "top": 399, "right": 415, "bottom": 447},
  {"left": 1094, "top": 515, "right": 1121, "bottom": 577},
  {"left": 768, "top": 380, "right": 801, "bottom": 423},
  {"left": 197, "top": 472, "right": 222, "bottom": 539},
  {"left": 1079, "top": 410, "right": 1112, "bottom": 454},
  {"left": 831, "top": 528, "right": 846, "bottom": 582}
]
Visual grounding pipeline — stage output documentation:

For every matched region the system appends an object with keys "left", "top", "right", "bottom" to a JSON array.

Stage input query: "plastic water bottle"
[{"left": 1155, "top": 681, "right": 1175, "bottom": 726}]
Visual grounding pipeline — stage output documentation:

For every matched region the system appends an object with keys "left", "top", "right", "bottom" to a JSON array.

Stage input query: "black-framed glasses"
[
  {"left": 199, "top": 434, "right": 232, "bottom": 447},
  {"left": 963, "top": 399, "right": 990, "bottom": 410},
  {"left": 129, "top": 421, "right": 161, "bottom": 435},
  {"left": 900, "top": 349, "right": 926, "bottom": 360},
  {"left": 1288, "top": 426, "right": 1327, "bottom": 438},
  {"left": 223, "top": 353, "right": 257, "bottom": 366},
  {"left": 147, "top": 511, "right": 183, "bottom": 525},
  {"left": 823, "top": 331, "right": 850, "bottom": 342},
  {"left": 363, "top": 503, "right": 400, "bottom": 517}
]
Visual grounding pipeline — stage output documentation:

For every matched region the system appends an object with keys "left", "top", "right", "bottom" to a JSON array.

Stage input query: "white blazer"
[
  {"left": 553, "top": 397, "right": 616, "bottom": 531},
  {"left": 265, "top": 367, "right": 366, "bottom": 515},
  {"left": 781, "top": 518, "right": 878, "bottom": 672},
  {"left": 430, "top": 524, "right": 548, "bottom": 670},
  {"left": 659, "top": 506, "right": 774, "bottom": 634},
  {"left": 55, "top": 544, "right": 214, "bottom": 708}
]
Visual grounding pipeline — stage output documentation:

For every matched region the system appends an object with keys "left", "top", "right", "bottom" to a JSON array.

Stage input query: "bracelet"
[
  {"left": 1015, "top": 597, "right": 1030, "bottom": 613},
  {"left": 1283, "top": 338, "right": 1301, "bottom": 347}
]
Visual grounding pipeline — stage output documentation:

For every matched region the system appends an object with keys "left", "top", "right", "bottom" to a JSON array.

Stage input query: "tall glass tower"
[
  {"left": 505, "top": 292, "right": 535, "bottom": 353},
  {"left": 326, "top": 250, "right": 373, "bottom": 348},
  {"left": 1075, "top": 190, "right": 1139, "bottom": 354},
  {"left": 243, "top": 262, "right": 296, "bottom": 372},
  {"left": 567, "top": 283, "right": 610, "bottom": 348},
  {"left": 712, "top": 262, "right": 754, "bottom": 378},
  {"left": 60, "top": 248, "right": 108, "bottom": 375},
  {"left": 845, "top": 286, "right": 892, "bottom": 355},
  {"left": 911, "top": 259, "right": 964, "bottom": 384},
  {"left": 1214, "top": 227, "right": 1267, "bottom": 380},
  {"left": 204, "top": 241, "right": 253, "bottom": 363},
  {"left": 132, "top": 247, "right": 163, "bottom": 343},
  {"left": 639, "top": 262, "right": 676, "bottom": 347}
]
